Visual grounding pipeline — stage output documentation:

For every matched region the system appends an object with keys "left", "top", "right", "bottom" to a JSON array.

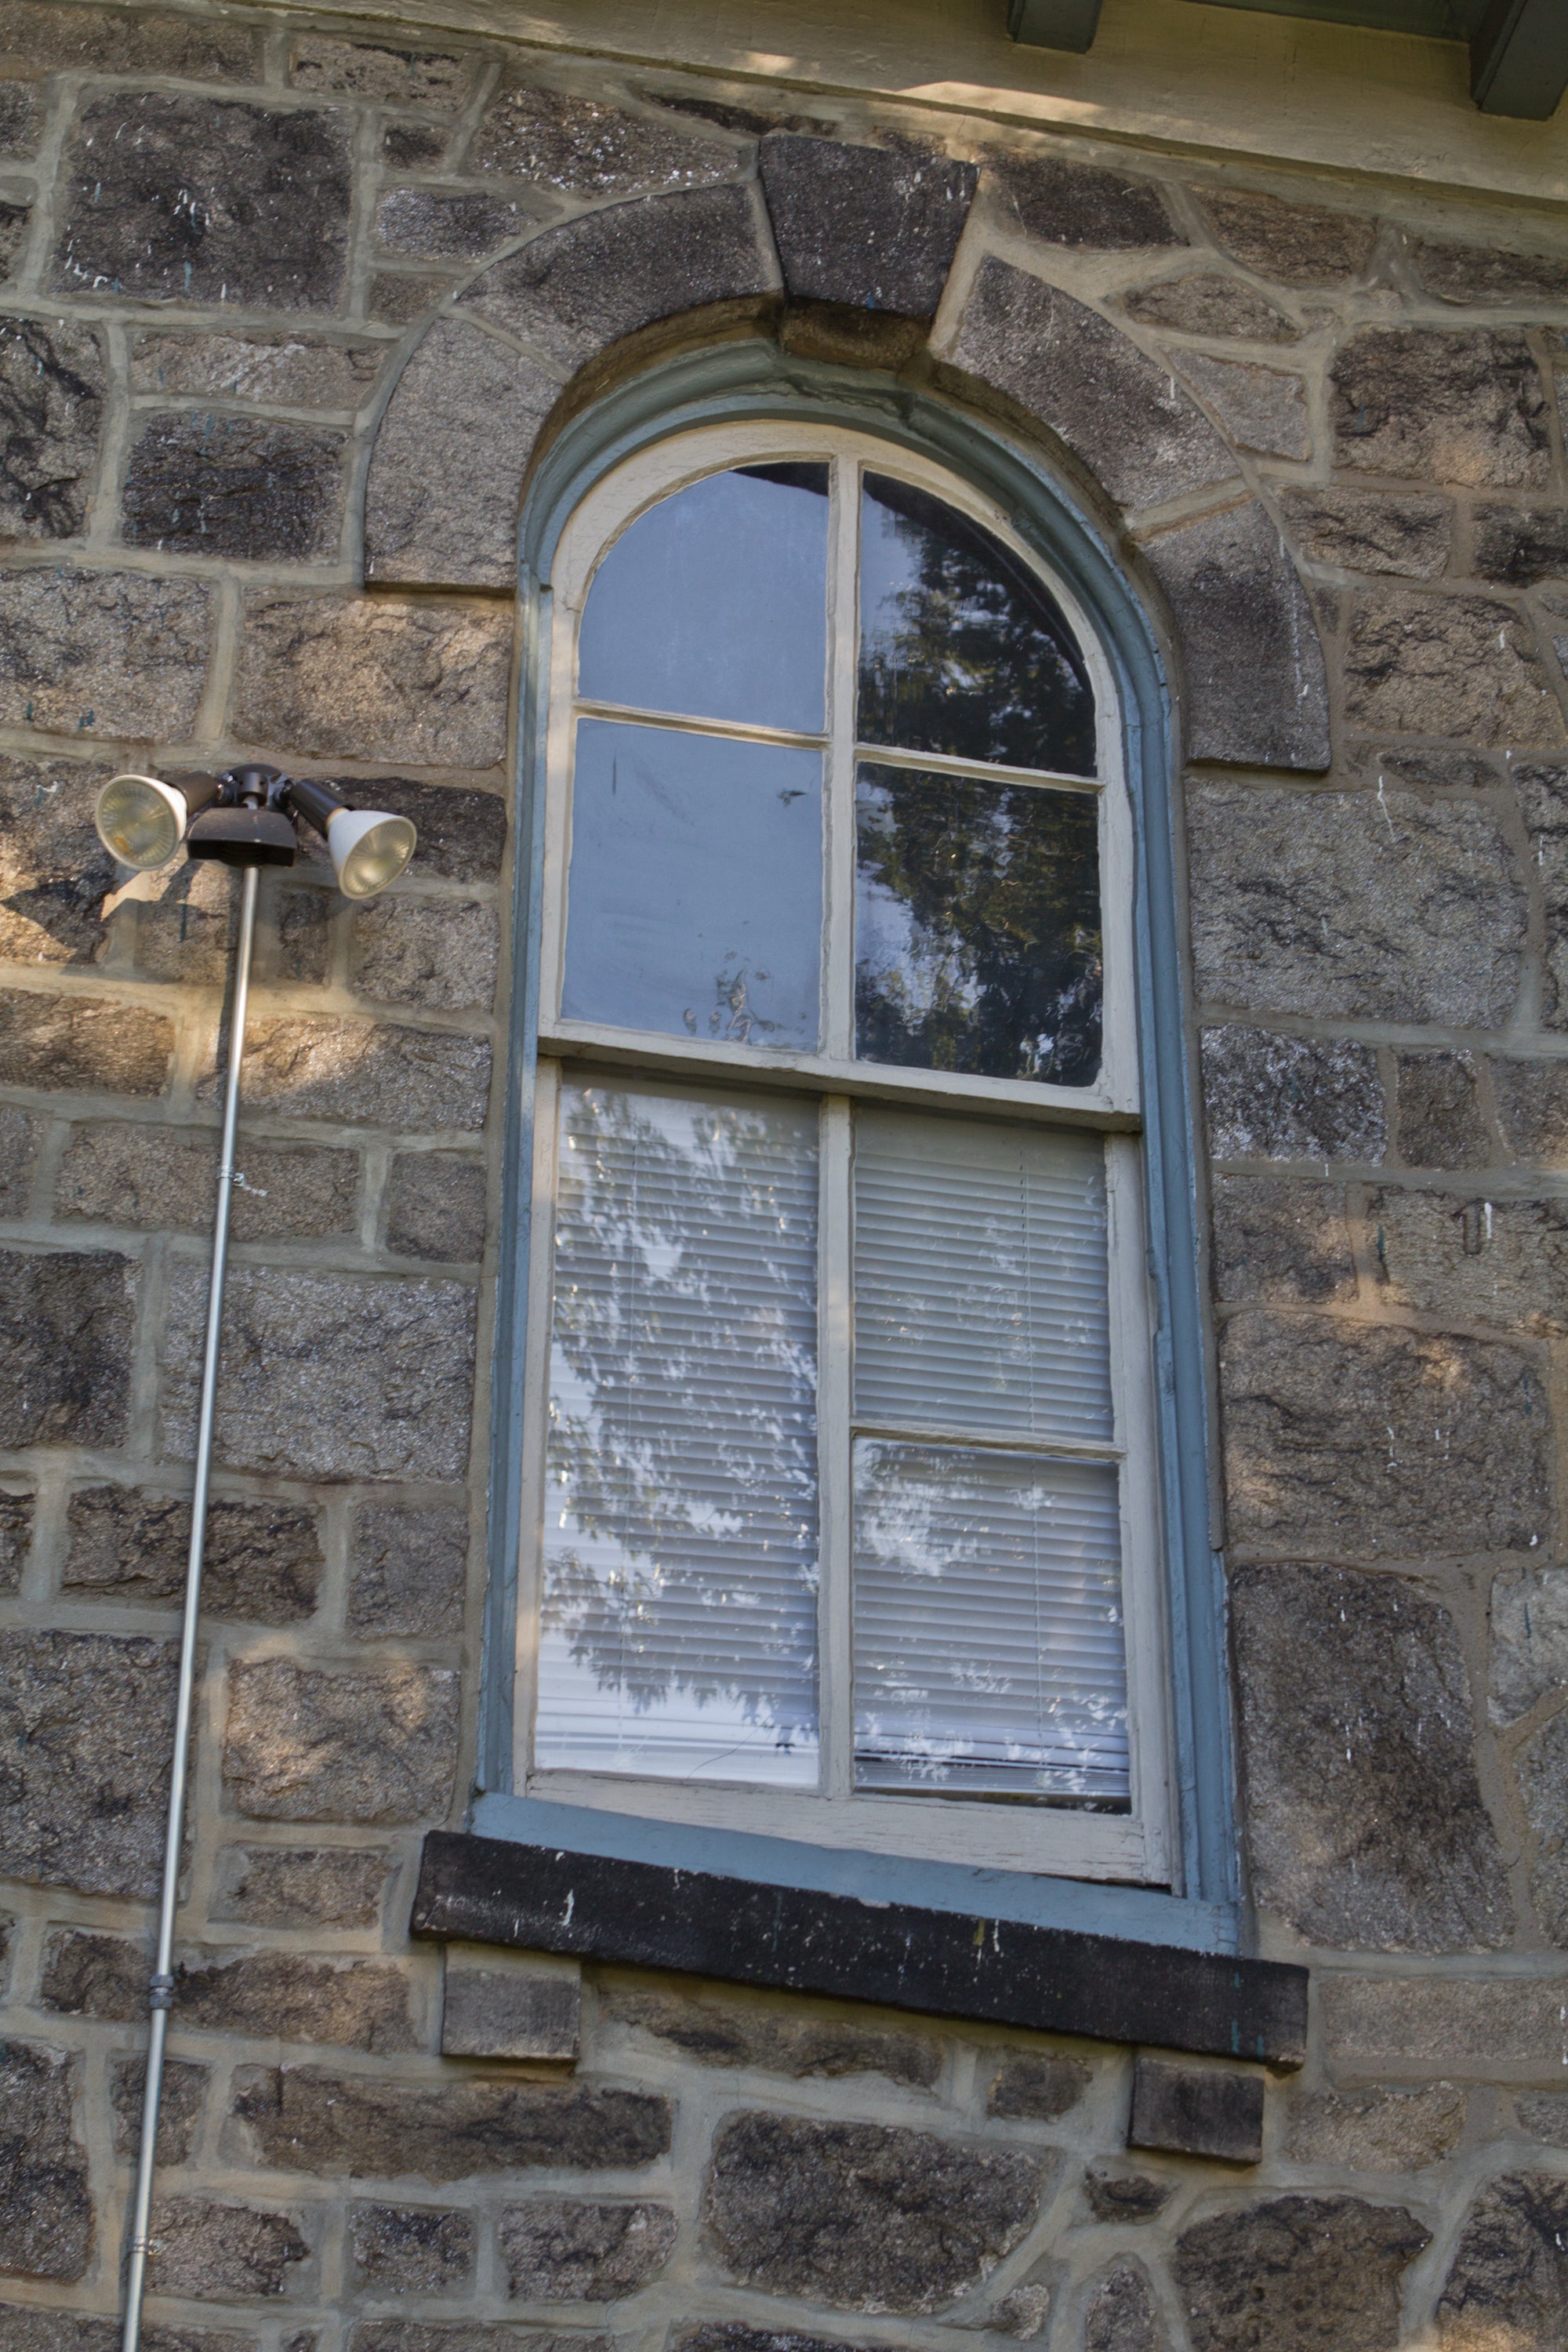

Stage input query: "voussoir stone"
[
  {"left": 1279, "top": 486, "right": 1451, "bottom": 579},
  {"left": 211, "top": 1844, "right": 395, "bottom": 1930},
  {"left": 1187, "top": 779, "right": 1524, "bottom": 1025},
  {"left": 1220, "top": 1314, "right": 1548, "bottom": 1555},
  {"left": 0, "top": 318, "right": 103, "bottom": 544},
  {"left": 1332, "top": 329, "right": 1551, "bottom": 488},
  {"left": 232, "top": 2061, "right": 672, "bottom": 2178},
  {"left": 1121, "top": 273, "right": 1301, "bottom": 342},
  {"left": 1200, "top": 1029, "right": 1385, "bottom": 1165},
  {"left": 64, "top": 1486, "right": 323, "bottom": 1621},
  {"left": 385, "top": 1156, "right": 488, "bottom": 1265},
  {"left": 1142, "top": 503, "right": 1328, "bottom": 768},
  {"left": 53, "top": 93, "right": 350, "bottom": 311},
  {"left": 703, "top": 2111, "right": 1044, "bottom": 2314},
  {"left": 953, "top": 258, "right": 1238, "bottom": 514},
  {"left": 499, "top": 2198, "right": 677, "bottom": 2300},
  {"left": 122, "top": 412, "right": 345, "bottom": 561},
  {"left": 146, "top": 2197, "right": 310, "bottom": 2300},
  {"left": 1490, "top": 1567, "right": 1568, "bottom": 1726},
  {"left": 0, "top": 753, "right": 120, "bottom": 965},
  {"left": 1174, "top": 2196, "right": 1428, "bottom": 2352},
  {"left": 0, "top": 1629, "right": 177, "bottom": 1897},
  {"left": 0, "top": 2038, "right": 91, "bottom": 2281},
  {"left": 223, "top": 1657, "right": 460, "bottom": 1824},
  {"left": 474, "top": 78, "right": 733, "bottom": 191},
  {"left": 365, "top": 319, "right": 557, "bottom": 589},
  {"left": 347, "top": 1501, "right": 468, "bottom": 1639},
  {"left": 1232, "top": 1564, "right": 1512, "bottom": 1951},
  {"left": 1344, "top": 588, "right": 1565, "bottom": 748},
  {"left": 350, "top": 2203, "right": 475, "bottom": 2294},
  {"left": 987, "top": 150, "right": 1179, "bottom": 249},
  {"left": 0, "top": 1246, "right": 134, "bottom": 1446},
  {"left": 603, "top": 1984, "right": 941, "bottom": 2088},
  {"left": 0, "top": 568, "right": 212, "bottom": 739},
  {"left": 234, "top": 1016, "right": 492, "bottom": 1134},
  {"left": 760, "top": 134, "right": 975, "bottom": 313},
  {"left": 1210, "top": 1176, "right": 1354, "bottom": 1305},
  {"left": 1438, "top": 2172, "right": 1568, "bottom": 2350},
  {"left": 1370, "top": 1190, "right": 1568, "bottom": 1334},
  {"left": 234, "top": 592, "right": 510, "bottom": 767},
  {"left": 1283, "top": 2082, "right": 1465, "bottom": 2171},
  {"left": 1193, "top": 186, "right": 1377, "bottom": 284}
]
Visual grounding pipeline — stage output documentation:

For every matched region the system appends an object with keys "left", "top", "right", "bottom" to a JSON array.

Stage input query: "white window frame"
[{"left": 512, "top": 419, "right": 1174, "bottom": 1886}]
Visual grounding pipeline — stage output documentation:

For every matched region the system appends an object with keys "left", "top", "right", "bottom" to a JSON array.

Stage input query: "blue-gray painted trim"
[{"left": 481, "top": 336, "right": 1239, "bottom": 1942}]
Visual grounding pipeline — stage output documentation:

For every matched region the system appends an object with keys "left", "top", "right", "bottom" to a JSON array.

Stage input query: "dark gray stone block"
[
  {"left": 0, "top": 84, "right": 40, "bottom": 158},
  {"left": 985, "top": 2052, "right": 1091, "bottom": 2121},
  {"left": 1122, "top": 273, "right": 1301, "bottom": 341},
  {"left": 63, "top": 1488, "right": 323, "bottom": 1621},
  {"left": 1279, "top": 485, "right": 1451, "bottom": 579},
  {"left": 1345, "top": 586, "right": 1565, "bottom": 747},
  {"left": 43, "top": 1929, "right": 412, "bottom": 2051},
  {"left": 0, "top": 2039, "right": 91, "bottom": 2281},
  {"left": 0, "top": 1631, "right": 177, "bottom": 1898},
  {"left": 348, "top": 1501, "right": 468, "bottom": 1638},
  {"left": 122, "top": 414, "right": 345, "bottom": 561},
  {"left": 295, "top": 779, "right": 505, "bottom": 884},
  {"left": 289, "top": 34, "right": 472, "bottom": 105},
  {"left": 352, "top": 2331, "right": 609, "bottom": 2352},
  {"left": 111, "top": 2055, "right": 209, "bottom": 2163},
  {"left": 385, "top": 1156, "right": 487, "bottom": 1265},
  {"left": 232, "top": 2063, "right": 671, "bottom": 2178},
  {"left": 0, "top": 319, "right": 103, "bottom": 543},
  {"left": 1332, "top": 329, "right": 1551, "bottom": 489},
  {"left": 1417, "top": 240, "right": 1568, "bottom": 304},
  {"left": 1175, "top": 2198, "right": 1428, "bottom": 2352},
  {"left": 350, "top": 897, "right": 496, "bottom": 1012},
  {"left": 0, "top": 753, "right": 118, "bottom": 966},
  {"left": 1491, "top": 1055, "right": 1568, "bottom": 1163},
  {"left": 1192, "top": 187, "right": 1377, "bottom": 284},
  {"left": 760, "top": 133, "right": 975, "bottom": 311},
  {"left": 1438, "top": 2172, "right": 1568, "bottom": 2347},
  {"left": 210, "top": 1845, "right": 394, "bottom": 1930},
  {"left": 0, "top": 1247, "right": 134, "bottom": 1446},
  {"left": 0, "top": 568, "right": 214, "bottom": 739},
  {"left": 498, "top": 2199, "right": 677, "bottom": 2299},
  {"left": 381, "top": 125, "right": 451, "bottom": 169},
  {"left": 37, "top": 1926, "right": 143, "bottom": 2019},
  {"left": 1142, "top": 501, "right": 1329, "bottom": 768},
  {"left": 56, "top": 1127, "right": 358, "bottom": 1243},
  {"left": 1083, "top": 2166, "right": 1173, "bottom": 2222},
  {"left": 146, "top": 2198, "right": 310, "bottom": 2299},
  {"left": 988, "top": 151, "right": 1179, "bottom": 248},
  {"left": 1514, "top": 760, "right": 1568, "bottom": 1024},
  {"left": 233, "top": 1016, "right": 492, "bottom": 1133},
  {"left": 473, "top": 78, "right": 734, "bottom": 191},
  {"left": 1209, "top": 1176, "right": 1353, "bottom": 1305},
  {"left": 234, "top": 592, "right": 511, "bottom": 768},
  {"left": 375, "top": 190, "right": 539, "bottom": 260},
  {"left": 1201, "top": 1029, "right": 1385, "bottom": 1164},
  {"left": 0, "top": 4, "right": 258, "bottom": 77},
  {"left": 1518, "top": 1712, "right": 1568, "bottom": 1940},
  {"left": 1085, "top": 2260, "right": 1170, "bottom": 2352},
  {"left": 1472, "top": 504, "right": 1568, "bottom": 585},
  {"left": 1129, "top": 2058, "right": 1265, "bottom": 2163},
  {"left": 1393, "top": 1051, "right": 1492, "bottom": 1167},
  {"left": 442, "top": 1950, "right": 580, "bottom": 2061},
  {"left": 350, "top": 2205, "right": 474, "bottom": 2295},
  {"left": 0, "top": 1489, "right": 31, "bottom": 1593},
  {"left": 223, "top": 1658, "right": 459, "bottom": 1825}
]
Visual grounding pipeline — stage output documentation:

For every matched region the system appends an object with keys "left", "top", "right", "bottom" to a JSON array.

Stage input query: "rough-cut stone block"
[
  {"left": 376, "top": 190, "right": 539, "bottom": 260},
  {"left": 290, "top": 35, "right": 471, "bottom": 104},
  {"left": 385, "top": 1156, "right": 487, "bottom": 1265},
  {"left": 441, "top": 1947, "right": 580, "bottom": 2060},
  {"left": 1201, "top": 1029, "right": 1385, "bottom": 1165},
  {"left": 0, "top": 2039, "right": 91, "bottom": 2281},
  {"left": 474, "top": 78, "right": 731, "bottom": 191},
  {"left": 703, "top": 2111, "right": 1044, "bottom": 2314},
  {"left": 1283, "top": 2082, "right": 1464, "bottom": 2171},
  {"left": 129, "top": 861, "right": 329, "bottom": 989},
  {"left": 299, "top": 778, "right": 505, "bottom": 884},
  {"left": 352, "top": 2331, "right": 610, "bottom": 2352},
  {"left": 1174, "top": 2198, "right": 1428, "bottom": 2352},
  {"left": 985, "top": 2051, "right": 1091, "bottom": 2121},
  {"left": 603, "top": 1985, "right": 940, "bottom": 2087},
  {"left": 1519, "top": 1712, "right": 1568, "bottom": 1943},
  {"left": 760, "top": 134, "right": 975, "bottom": 313},
  {"left": 499, "top": 2199, "right": 676, "bottom": 2299},
  {"left": 987, "top": 151, "right": 1179, "bottom": 248},
  {"left": 461, "top": 185, "right": 770, "bottom": 370},
  {"left": 1085, "top": 2261, "right": 1169, "bottom": 2352},
  {"left": 234, "top": 593, "right": 510, "bottom": 768},
  {"left": 0, "top": 1247, "right": 133, "bottom": 1446},
  {"left": 0, "top": 318, "right": 103, "bottom": 544},
  {"left": 1417, "top": 241, "right": 1568, "bottom": 305},
  {"left": 0, "top": 752, "right": 122, "bottom": 965},
  {"left": 211, "top": 1844, "right": 394, "bottom": 1930},
  {"left": 1324, "top": 1973, "right": 1568, "bottom": 2075},
  {"left": 232, "top": 1017, "right": 492, "bottom": 1134},
  {"left": 1142, "top": 503, "right": 1328, "bottom": 768},
  {"left": 53, "top": 95, "right": 350, "bottom": 312},
  {"left": 131, "top": 332, "right": 383, "bottom": 408},
  {"left": 1513, "top": 760, "right": 1568, "bottom": 1025},
  {"left": 1279, "top": 486, "right": 1450, "bottom": 579},
  {"left": 1187, "top": 780, "right": 1524, "bottom": 1025},
  {"left": 1393, "top": 1052, "right": 1491, "bottom": 1168},
  {"left": 0, "top": 990, "right": 172, "bottom": 1094},
  {"left": 1210, "top": 1177, "right": 1354, "bottom": 1305},
  {"left": 1471, "top": 505, "right": 1568, "bottom": 587},
  {"left": 232, "top": 2063, "right": 672, "bottom": 2178},
  {"left": 57, "top": 1127, "right": 357, "bottom": 1244},
  {"left": 351, "top": 896, "right": 498, "bottom": 1011},
  {"left": 673, "top": 2333, "right": 878, "bottom": 2352},
  {"left": 43, "top": 1927, "right": 412, "bottom": 2050},
  {"left": 147, "top": 2198, "right": 309, "bottom": 2300},
  {"left": 63, "top": 1487, "right": 322, "bottom": 1622},
  {"left": 38, "top": 1926, "right": 144, "bottom": 2019},
  {"left": 372, "top": 270, "right": 463, "bottom": 326},
  {"left": 365, "top": 319, "right": 557, "bottom": 589},
  {"left": 0, "top": 1488, "right": 31, "bottom": 1592},
  {"left": 0, "top": 568, "right": 212, "bottom": 738},
  {"left": 1344, "top": 587, "right": 1564, "bottom": 746},
  {"left": 0, "top": 5, "right": 258, "bottom": 77},
  {"left": 1194, "top": 187, "right": 1377, "bottom": 284},
  {"left": 1129, "top": 2058, "right": 1265, "bottom": 2162},
  {"left": 1178, "top": 354, "right": 1307, "bottom": 458},
  {"left": 1491, "top": 1567, "right": 1568, "bottom": 1726},
  {"left": 1519, "top": 2093, "right": 1568, "bottom": 2145},
  {"left": 163, "top": 1263, "right": 475, "bottom": 1482},
  {"left": 0, "top": 84, "right": 39, "bottom": 156},
  {"left": 0, "top": 1630, "right": 176, "bottom": 1897},
  {"left": 953, "top": 259, "right": 1236, "bottom": 514},
  {"left": 1083, "top": 2166, "right": 1172, "bottom": 2222},
  {"left": 350, "top": 2205, "right": 474, "bottom": 2294},
  {"left": 223, "top": 1659, "right": 459, "bottom": 1826},
  {"left": 1438, "top": 2172, "right": 1568, "bottom": 2349},
  {"left": 1370, "top": 1189, "right": 1568, "bottom": 1334},
  {"left": 1492, "top": 1056, "right": 1568, "bottom": 1164},
  {"left": 349, "top": 1501, "right": 468, "bottom": 1639},
  {"left": 122, "top": 413, "right": 345, "bottom": 561},
  {"left": 1122, "top": 274, "right": 1300, "bottom": 341},
  {"left": 1332, "top": 329, "right": 1551, "bottom": 489},
  {"left": 111, "top": 2053, "right": 209, "bottom": 2164}
]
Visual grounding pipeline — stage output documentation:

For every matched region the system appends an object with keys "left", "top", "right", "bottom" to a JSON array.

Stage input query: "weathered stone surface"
[
  {"left": 0, "top": 84, "right": 39, "bottom": 155},
  {"left": 442, "top": 1950, "right": 579, "bottom": 2061},
  {"left": 58, "top": 1127, "right": 357, "bottom": 1243},
  {"left": 474, "top": 78, "right": 730, "bottom": 191},
  {"left": 1221, "top": 1317, "right": 1547, "bottom": 1555},
  {"left": 0, "top": 990, "right": 172, "bottom": 1094},
  {"left": 1332, "top": 329, "right": 1551, "bottom": 489},
  {"left": 1518, "top": 2092, "right": 1568, "bottom": 2145},
  {"left": 1194, "top": 187, "right": 1377, "bottom": 284},
  {"left": 1344, "top": 588, "right": 1565, "bottom": 747},
  {"left": 290, "top": 35, "right": 471, "bottom": 104},
  {"left": 987, "top": 151, "right": 1178, "bottom": 248},
  {"left": 211, "top": 1844, "right": 394, "bottom": 1929},
  {"left": 674, "top": 2333, "right": 877, "bottom": 2352},
  {"left": 383, "top": 125, "right": 451, "bottom": 169},
  {"left": 1283, "top": 2082, "right": 1465, "bottom": 2170},
  {"left": 348, "top": 1502, "right": 467, "bottom": 1639},
  {"left": 1279, "top": 487, "right": 1450, "bottom": 579},
  {"left": 985, "top": 2051, "right": 1091, "bottom": 2121},
  {"left": 1417, "top": 240, "right": 1568, "bottom": 305},
  {"left": 350, "top": 2205, "right": 474, "bottom": 2295},
  {"left": 1083, "top": 2166, "right": 1173, "bottom": 2222},
  {"left": 1326, "top": 1974, "right": 1568, "bottom": 2074},
  {"left": 1122, "top": 274, "right": 1301, "bottom": 341},
  {"left": 163, "top": 1263, "right": 476, "bottom": 1482},
  {"left": 37, "top": 1926, "right": 144, "bottom": 2019},
  {"left": 604, "top": 1985, "right": 940, "bottom": 2087},
  {"left": 704, "top": 2111, "right": 1044, "bottom": 2314},
  {"left": 131, "top": 332, "right": 382, "bottom": 408},
  {"left": 0, "top": 1631, "right": 176, "bottom": 1897},
  {"left": 372, "top": 271, "right": 463, "bottom": 326},
  {"left": 385, "top": 1156, "right": 488, "bottom": 1265},
  {"left": 0, "top": 5, "right": 257, "bottom": 77},
  {"left": 365, "top": 320, "right": 557, "bottom": 589},
  {"left": 122, "top": 414, "right": 344, "bottom": 561},
  {"left": 1518, "top": 1711, "right": 1568, "bottom": 1943},
  {"left": 1188, "top": 780, "right": 1524, "bottom": 1025},
  {"left": 0, "top": 319, "right": 103, "bottom": 545},
  {"left": 147, "top": 2198, "right": 310, "bottom": 2300},
  {"left": 760, "top": 134, "right": 974, "bottom": 312},
  {"left": 1371, "top": 1189, "right": 1568, "bottom": 1334},
  {"left": 1491, "top": 1056, "right": 1568, "bottom": 1164},
  {"left": 462, "top": 186, "right": 768, "bottom": 368},
  {"left": 299, "top": 779, "right": 505, "bottom": 884},
  {"left": 0, "top": 1488, "right": 30, "bottom": 1592},
  {"left": 1491, "top": 1568, "right": 1568, "bottom": 1726},
  {"left": 1084, "top": 2262, "right": 1169, "bottom": 2352},
  {"left": 1394, "top": 1053, "right": 1491, "bottom": 1168},
  {"left": 1438, "top": 2172, "right": 1568, "bottom": 2350},
  {"left": 353, "top": 2331, "right": 610, "bottom": 2352},
  {"left": 63, "top": 1487, "right": 322, "bottom": 1621},
  {"left": 232, "top": 2063, "right": 672, "bottom": 2178},
  {"left": 232, "top": 1017, "right": 492, "bottom": 1134},
  {"left": 45, "top": 1927, "right": 412, "bottom": 2050},
  {"left": 351, "top": 897, "right": 498, "bottom": 1012},
  {"left": 499, "top": 2200, "right": 677, "bottom": 2300},
  {"left": 1131, "top": 2059, "right": 1265, "bottom": 2162},
  {"left": 1143, "top": 503, "right": 1328, "bottom": 768},
  {"left": 1513, "top": 760, "right": 1568, "bottom": 1024},
  {"left": 1174, "top": 2197, "right": 1428, "bottom": 2352},
  {"left": 988, "top": 2271, "right": 1058, "bottom": 2343},
  {"left": 1210, "top": 1177, "right": 1354, "bottom": 1305},
  {"left": 0, "top": 1247, "right": 133, "bottom": 1446},
  {"left": 111, "top": 2053, "right": 209, "bottom": 2163},
  {"left": 234, "top": 593, "right": 510, "bottom": 768},
  {"left": 1472, "top": 506, "right": 1568, "bottom": 586},
  {"left": 0, "top": 753, "right": 124, "bottom": 965},
  {"left": 1201, "top": 1029, "right": 1386, "bottom": 1165},
  {"left": 1178, "top": 354, "right": 1307, "bottom": 458},
  {"left": 1233, "top": 1564, "right": 1512, "bottom": 1951},
  {"left": 953, "top": 260, "right": 1237, "bottom": 513},
  {"left": 223, "top": 1658, "right": 459, "bottom": 1824},
  {"left": 129, "top": 862, "right": 329, "bottom": 989},
  {"left": 375, "top": 191, "right": 539, "bottom": 260},
  {"left": 54, "top": 95, "right": 350, "bottom": 311},
  {"left": 0, "top": 2039, "right": 90, "bottom": 2280},
  {"left": 0, "top": 568, "right": 212, "bottom": 739}
]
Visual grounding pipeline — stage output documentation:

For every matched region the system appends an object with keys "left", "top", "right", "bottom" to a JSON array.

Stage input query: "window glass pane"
[
  {"left": 855, "top": 764, "right": 1102, "bottom": 1085},
  {"left": 852, "top": 1442, "right": 1128, "bottom": 1802},
  {"left": 858, "top": 474, "right": 1095, "bottom": 776},
  {"left": 854, "top": 1109, "right": 1112, "bottom": 1443},
  {"left": 537, "top": 1081, "right": 820, "bottom": 1784},
  {"left": 564, "top": 718, "right": 822, "bottom": 1049},
  {"left": 579, "top": 464, "right": 829, "bottom": 732}
]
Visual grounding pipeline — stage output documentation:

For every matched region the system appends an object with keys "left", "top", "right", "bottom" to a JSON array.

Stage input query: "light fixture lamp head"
[
  {"left": 94, "top": 769, "right": 220, "bottom": 872},
  {"left": 282, "top": 777, "right": 417, "bottom": 898},
  {"left": 92, "top": 767, "right": 417, "bottom": 897}
]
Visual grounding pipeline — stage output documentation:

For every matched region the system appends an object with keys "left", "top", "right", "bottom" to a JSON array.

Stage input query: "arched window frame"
[{"left": 478, "top": 344, "right": 1240, "bottom": 1953}]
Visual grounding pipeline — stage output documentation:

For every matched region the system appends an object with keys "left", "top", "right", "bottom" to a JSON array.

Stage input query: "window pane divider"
[
  {"left": 849, "top": 1420, "right": 1126, "bottom": 1462},
  {"left": 574, "top": 695, "right": 829, "bottom": 753},
  {"left": 818, "top": 1096, "right": 854, "bottom": 1801},
  {"left": 855, "top": 742, "right": 1105, "bottom": 794}
]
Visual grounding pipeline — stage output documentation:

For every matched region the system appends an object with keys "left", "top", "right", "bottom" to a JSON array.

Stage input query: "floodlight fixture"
[
  {"left": 93, "top": 764, "right": 418, "bottom": 899},
  {"left": 281, "top": 775, "right": 418, "bottom": 898},
  {"left": 94, "top": 769, "right": 220, "bottom": 872}
]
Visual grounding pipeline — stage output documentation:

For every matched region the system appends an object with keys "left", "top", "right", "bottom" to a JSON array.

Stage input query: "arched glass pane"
[
  {"left": 579, "top": 463, "right": 829, "bottom": 732},
  {"left": 858, "top": 474, "right": 1096, "bottom": 776}
]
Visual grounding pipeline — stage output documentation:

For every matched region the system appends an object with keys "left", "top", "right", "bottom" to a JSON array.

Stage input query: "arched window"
[{"left": 503, "top": 416, "right": 1181, "bottom": 1890}]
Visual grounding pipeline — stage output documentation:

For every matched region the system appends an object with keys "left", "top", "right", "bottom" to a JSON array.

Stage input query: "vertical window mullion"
[
  {"left": 515, "top": 1056, "right": 561, "bottom": 1791},
  {"left": 822, "top": 452, "right": 859, "bottom": 1064},
  {"left": 817, "top": 1094, "right": 854, "bottom": 1799}
]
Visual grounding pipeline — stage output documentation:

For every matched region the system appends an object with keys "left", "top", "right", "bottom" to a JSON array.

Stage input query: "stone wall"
[{"left": 2, "top": 3, "right": 1568, "bottom": 2350}]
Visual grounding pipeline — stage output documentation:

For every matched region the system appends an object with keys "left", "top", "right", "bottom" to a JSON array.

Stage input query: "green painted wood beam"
[
  {"left": 1471, "top": 0, "right": 1568, "bottom": 116},
  {"left": 1007, "top": 0, "right": 1104, "bottom": 53}
]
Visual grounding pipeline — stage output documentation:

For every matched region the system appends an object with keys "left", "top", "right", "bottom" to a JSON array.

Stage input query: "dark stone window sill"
[{"left": 412, "top": 1827, "right": 1307, "bottom": 2066}]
